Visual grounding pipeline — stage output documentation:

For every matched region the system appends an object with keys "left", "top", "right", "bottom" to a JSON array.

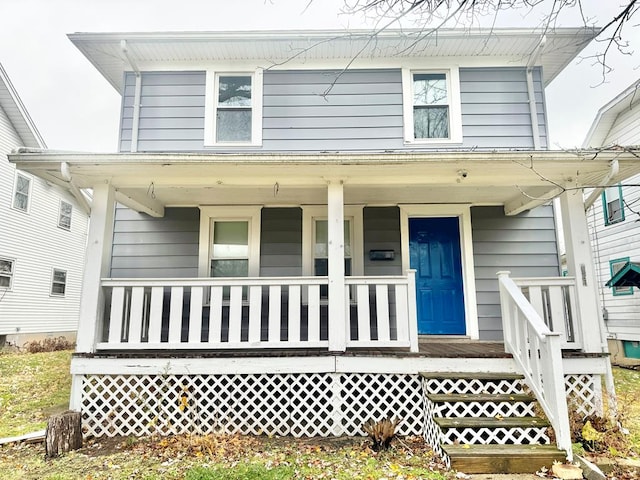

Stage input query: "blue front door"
[{"left": 409, "top": 217, "right": 466, "bottom": 335}]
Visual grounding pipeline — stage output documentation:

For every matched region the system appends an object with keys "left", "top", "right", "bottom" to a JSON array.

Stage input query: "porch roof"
[
  {"left": 9, "top": 148, "right": 640, "bottom": 217},
  {"left": 606, "top": 261, "right": 640, "bottom": 288}
]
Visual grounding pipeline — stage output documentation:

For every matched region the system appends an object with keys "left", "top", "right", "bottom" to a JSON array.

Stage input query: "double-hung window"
[
  {"left": 402, "top": 68, "right": 461, "bottom": 143},
  {"left": 210, "top": 221, "right": 250, "bottom": 278},
  {"left": 51, "top": 268, "right": 67, "bottom": 296},
  {"left": 205, "top": 70, "right": 263, "bottom": 146},
  {"left": 58, "top": 200, "right": 72, "bottom": 230},
  {"left": 13, "top": 172, "right": 31, "bottom": 212},
  {"left": 0, "top": 258, "right": 15, "bottom": 289},
  {"left": 602, "top": 185, "right": 624, "bottom": 225}
]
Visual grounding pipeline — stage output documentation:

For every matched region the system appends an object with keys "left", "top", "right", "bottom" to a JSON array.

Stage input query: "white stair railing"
[{"left": 497, "top": 271, "right": 572, "bottom": 461}]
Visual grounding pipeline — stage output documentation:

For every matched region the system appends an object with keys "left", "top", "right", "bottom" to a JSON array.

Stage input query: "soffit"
[{"left": 68, "top": 27, "right": 597, "bottom": 93}]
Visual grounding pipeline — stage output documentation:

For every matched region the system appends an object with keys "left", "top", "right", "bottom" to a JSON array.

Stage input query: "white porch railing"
[
  {"left": 512, "top": 277, "right": 582, "bottom": 349},
  {"left": 497, "top": 271, "right": 572, "bottom": 461},
  {"left": 97, "top": 274, "right": 417, "bottom": 351}
]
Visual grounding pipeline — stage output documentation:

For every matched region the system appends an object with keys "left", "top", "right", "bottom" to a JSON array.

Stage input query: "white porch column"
[
  {"left": 327, "top": 180, "right": 346, "bottom": 352},
  {"left": 75, "top": 182, "right": 116, "bottom": 353},
  {"left": 559, "top": 190, "right": 605, "bottom": 353}
]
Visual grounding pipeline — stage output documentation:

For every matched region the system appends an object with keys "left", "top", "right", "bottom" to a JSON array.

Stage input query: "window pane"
[
  {"left": 218, "top": 76, "right": 251, "bottom": 106},
  {"left": 0, "top": 259, "right": 13, "bottom": 275},
  {"left": 413, "top": 74, "right": 448, "bottom": 106},
  {"left": 213, "top": 221, "right": 248, "bottom": 258},
  {"left": 414, "top": 106, "right": 449, "bottom": 139},
  {"left": 16, "top": 175, "right": 30, "bottom": 194},
  {"left": 216, "top": 109, "right": 252, "bottom": 142},
  {"left": 314, "top": 220, "right": 351, "bottom": 258},
  {"left": 52, "top": 283, "right": 66, "bottom": 295},
  {"left": 0, "top": 277, "right": 9, "bottom": 288},
  {"left": 53, "top": 270, "right": 67, "bottom": 283},
  {"left": 211, "top": 259, "right": 249, "bottom": 277}
]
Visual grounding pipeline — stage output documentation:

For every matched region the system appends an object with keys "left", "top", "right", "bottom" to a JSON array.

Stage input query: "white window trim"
[
  {"left": 0, "top": 256, "right": 16, "bottom": 291},
  {"left": 198, "top": 206, "right": 262, "bottom": 277},
  {"left": 204, "top": 69, "right": 263, "bottom": 147},
  {"left": 398, "top": 204, "right": 478, "bottom": 339},
  {"left": 50, "top": 268, "right": 67, "bottom": 297},
  {"left": 58, "top": 199, "right": 73, "bottom": 230},
  {"left": 12, "top": 171, "right": 33, "bottom": 213},
  {"left": 301, "top": 205, "right": 364, "bottom": 277},
  {"left": 402, "top": 67, "right": 462, "bottom": 144}
]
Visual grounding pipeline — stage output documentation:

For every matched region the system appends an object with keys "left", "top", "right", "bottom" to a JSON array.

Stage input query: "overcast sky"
[{"left": 0, "top": 0, "right": 638, "bottom": 152}]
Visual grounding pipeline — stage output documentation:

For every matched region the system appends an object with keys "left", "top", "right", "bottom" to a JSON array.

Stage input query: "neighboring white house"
[
  {"left": 583, "top": 79, "right": 640, "bottom": 365},
  {"left": 0, "top": 63, "right": 89, "bottom": 347}
]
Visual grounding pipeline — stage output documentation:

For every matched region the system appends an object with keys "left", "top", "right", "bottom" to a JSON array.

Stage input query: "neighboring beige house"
[
  {"left": 0, "top": 63, "right": 89, "bottom": 347},
  {"left": 583, "top": 79, "right": 640, "bottom": 365}
]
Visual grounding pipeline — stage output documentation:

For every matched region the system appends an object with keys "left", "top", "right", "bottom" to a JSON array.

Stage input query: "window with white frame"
[
  {"left": 313, "top": 219, "right": 353, "bottom": 277},
  {"left": 58, "top": 200, "right": 72, "bottom": 230},
  {"left": 610, "top": 257, "right": 633, "bottom": 296},
  {"left": 13, "top": 172, "right": 31, "bottom": 212},
  {"left": 402, "top": 68, "right": 462, "bottom": 143},
  {"left": 51, "top": 268, "right": 67, "bottom": 296},
  {"left": 210, "top": 221, "right": 250, "bottom": 277},
  {"left": 204, "top": 70, "right": 263, "bottom": 146},
  {"left": 602, "top": 185, "right": 624, "bottom": 225},
  {"left": 0, "top": 258, "right": 15, "bottom": 289}
]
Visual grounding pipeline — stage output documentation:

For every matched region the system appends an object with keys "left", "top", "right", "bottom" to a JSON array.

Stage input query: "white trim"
[
  {"left": 402, "top": 67, "right": 462, "bottom": 145},
  {"left": 204, "top": 69, "right": 263, "bottom": 147},
  {"left": 399, "top": 204, "right": 479, "bottom": 339},
  {"left": 11, "top": 171, "right": 32, "bottom": 213},
  {"left": 130, "top": 74, "right": 142, "bottom": 152},
  {"left": 198, "top": 206, "right": 262, "bottom": 277}
]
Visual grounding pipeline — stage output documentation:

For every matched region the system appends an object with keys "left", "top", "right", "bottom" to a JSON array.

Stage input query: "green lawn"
[{"left": 0, "top": 349, "right": 72, "bottom": 438}]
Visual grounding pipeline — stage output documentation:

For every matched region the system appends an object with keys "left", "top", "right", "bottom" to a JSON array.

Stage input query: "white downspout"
[
  {"left": 526, "top": 35, "right": 546, "bottom": 151},
  {"left": 121, "top": 40, "right": 142, "bottom": 153}
]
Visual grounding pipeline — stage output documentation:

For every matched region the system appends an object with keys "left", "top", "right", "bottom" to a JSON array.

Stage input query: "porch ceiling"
[{"left": 10, "top": 149, "right": 640, "bottom": 216}]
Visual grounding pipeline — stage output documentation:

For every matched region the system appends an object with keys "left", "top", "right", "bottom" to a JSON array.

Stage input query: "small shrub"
[
  {"left": 363, "top": 417, "right": 400, "bottom": 451},
  {"left": 185, "top": 464, "right": 294, "bottom": 480},
  {"left": 25, "top": 337, "right": 75, "bottom": 353}
]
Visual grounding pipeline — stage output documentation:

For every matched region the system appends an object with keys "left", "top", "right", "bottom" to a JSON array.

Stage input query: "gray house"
[{"left": 11, "top": 29, "right": 640, "bottom": 473}]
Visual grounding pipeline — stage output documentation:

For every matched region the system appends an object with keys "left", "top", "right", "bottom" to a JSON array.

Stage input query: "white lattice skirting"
[
  {"left": 78, "top": 372, "right": 601, "bottom": 439},
  {"left": 80, "top": 373, "right": 424, "bottom": 438}
]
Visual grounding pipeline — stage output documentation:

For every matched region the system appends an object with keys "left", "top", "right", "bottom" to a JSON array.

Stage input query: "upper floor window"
[
  {"left": 13, "top": 172, "right": 31, "bottom": 212},
  {"left": 51, "top": 268, "right": 67, "bottom": 296},
  {"left": 610, "top": 258, "right": 633, "bottom": 296},
  {"left": 58, "top": 200, "right": 73, "bottom": 230},
  {"left": 602, "top": 185, "right": 624, "bottom": 226},
  {"left": 0, "top": 257, "right": 15, "bottom": 290},
  {"left": 204, "top": 70, "right": 263, "bottom": 147},
  {"left": 402, "top": 68, "right": 462, "bottom": 144}
]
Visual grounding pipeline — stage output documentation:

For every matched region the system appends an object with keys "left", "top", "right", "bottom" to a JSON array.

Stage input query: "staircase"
[{"left": 421, "top": 372, "right": 567, "bottom": 474}]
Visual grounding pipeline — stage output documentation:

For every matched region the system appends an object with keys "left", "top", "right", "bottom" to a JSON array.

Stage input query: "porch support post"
[
  {"left": 75, "top": 182, "right": 116, "bottom": 353},
  {"left": 559, "top": 190, "right": 605, "bottom": 353},
  {"left": 327, "top": 180, "right": 346, "bottom": 352}
]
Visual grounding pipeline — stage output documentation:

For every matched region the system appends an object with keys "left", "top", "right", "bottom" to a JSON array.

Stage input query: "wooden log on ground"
[{"left": 45, "top": 410, "right": 82, "bottom": 458}]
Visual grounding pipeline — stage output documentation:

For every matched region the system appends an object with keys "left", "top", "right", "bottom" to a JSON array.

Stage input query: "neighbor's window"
[
  {"left": 413, "top": 73, "right": 449, "bottom": 139},
  {"left": 610, "top": 258, "right": 633, "bottom": 296},
  {"left": 58, "top": 200, "right": 72, "bottom": 230},
  {"left": 13, "top": 172, "right": 31, "bottom": 212},
  {"left": 51, "top": 268, "right": 67, "bottom": 296},
  {"left": 602, "top": 185, "right": 624, "bottom": 225},
  {"left": 210, "top": 221, "right": 249, "bottom": 277},
  {"left": 0, "top": 258, "right": 15, "bottom": 289}
]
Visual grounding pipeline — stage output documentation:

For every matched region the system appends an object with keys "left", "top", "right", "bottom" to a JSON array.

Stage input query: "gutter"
[
  {"left": 584, "top": 159, "right": 619, "bottom": 211},
  {"left": 60, "top": 162, "right": 92, "bottom": 214}
]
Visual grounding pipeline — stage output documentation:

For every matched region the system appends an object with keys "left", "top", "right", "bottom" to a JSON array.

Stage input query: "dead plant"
[{"left": 363, "top": 417, "right": 400, "bottom": 451}]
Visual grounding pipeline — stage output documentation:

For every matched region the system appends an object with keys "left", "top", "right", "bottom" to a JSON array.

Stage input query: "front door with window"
[{"left": 409, "top": 217, "right": 465, "bottom": 335}]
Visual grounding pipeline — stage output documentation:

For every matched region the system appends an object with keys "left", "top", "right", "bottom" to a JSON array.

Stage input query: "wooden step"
[
  {"left": 436, "top": 416, "right": 550, "bottom": 429},
  {"left": 444, "top": 444, "right": 567, "bottom": 474},
  {"left": 427, "top": 393, "right": 534, "bottom": 403},
  {"left": 420, "top": 371, "right": 524, "bottom": 381}
]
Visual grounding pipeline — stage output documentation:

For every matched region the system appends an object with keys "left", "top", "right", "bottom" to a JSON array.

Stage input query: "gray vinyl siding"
[
  {"left": 471, "top": 205, "right": 559, "bottom": 341},
  {"left": 260, "top": 207, "right": 302, "bottom": 277},
  {"left": 119, "top": 67, "right": 545, "bottom": 153},
  {"left": 363, "top": 207, "right": 402, "bottom": 276},
  {"left": 110, "top": 206, "right": 200, "bottom": 278}
]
